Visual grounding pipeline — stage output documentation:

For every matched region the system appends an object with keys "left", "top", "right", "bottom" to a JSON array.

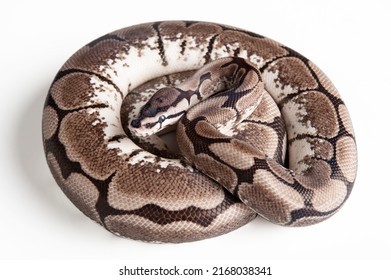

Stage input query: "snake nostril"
[{"left": 131, "top": 119, "right": 141, "bottom": 128}]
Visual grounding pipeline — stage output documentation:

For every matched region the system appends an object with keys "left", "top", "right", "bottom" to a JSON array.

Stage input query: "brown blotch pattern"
[
  {"left": 295, "top": 160, "right": 332, "bottom": 190},
  {"left": 194, "top": 121, "right": 230, "bottom": 140},
  {"left": 311, "top": 179, "right": 347, "bottom": 212},
  {"left": 236, "top": 84, "right": 264, "bottom": 115},
  {"left": 234, "top": 123, "right": 280, "bottom": 159},
  {"left": 65, "top": 173, "right": 102, "bottom": 223},
  {"left": 104, "top": 203, "right": 255, "bottom": 243},
  {"left": 115, "top": 24, "right": 157, "bottom": 43},
  {"left": 268, "top": 57, "right": 318, "bottom": 90},
  {"left": 159, "top": 21, "right": 223, "bottom": 47},
  {"left": 289, "top": 215, "right": 332, "bottom": 227},
  {"left": 176, "top": 122, "right": 195, "bottom": 161},
  {"left": 338, "top": 104, "right": 355, "bottom": 136},
  {"left": 294, "top": 91, "right": 339, "bottom": 137},
  {"left": 63, "top": 39, "right": 128, "bottom": 72},
  {"left": 51, "top": 72, "right": 95, "bottom": 110},
  {"left": 247, "top": 92, "right": 281, "bottom": 123},
  {"left": 309, "top": 138, "right": 334, "bottom": 161},
  {"left": 193, "top": 153, "right": 238, "bottom": 192},
  {"left": 108, "top": 164, "right": 226, "bottom": 211},
  {"left": 46, "top": 153, "right": 101, "bottom": 224},
  {"left": 187, "top": 95, "right": 230, "bottom": 121},
  {"left": 238, "top": 169, "right": 305, "bottom": 224},
  {"left": 215, "top": 30, "right": 288, "bottom": 65},
  {"left": 236, "top": 70, "right": 263, "bottom": 93},
  {"left": 209, "top": 140, "right": 260, "bottom": 170},
  {"left": 59, "top": 111, "right": 122, "bottom": 180},
  {"left": 267, "top": 159, "right": 295, "bottom": 185},
  {"left": 42, "top": 106, "right": 58, "bottom": 140},
  {"left": 336, "top": 136, "right": 357, "bottom": 183},
  {"left": 308, "top": 61, "right": 341, "bottom": 98}
]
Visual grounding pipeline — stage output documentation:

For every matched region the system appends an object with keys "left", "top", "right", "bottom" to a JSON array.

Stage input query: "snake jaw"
[
  {"left": 128, "top": 117, "right": 159, "bottom": 137},
  {"left": 129, "top": 110, "right": 186, "bottom": 138}
]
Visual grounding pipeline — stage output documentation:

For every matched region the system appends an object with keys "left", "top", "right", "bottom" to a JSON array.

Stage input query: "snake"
[{"left": 42, "top": 21, "right": 357, "bottom": 243}]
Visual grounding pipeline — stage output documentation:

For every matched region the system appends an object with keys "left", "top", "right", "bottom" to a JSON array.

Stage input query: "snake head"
[{"left": 129, "top": 87, "right": 187, "bottom": 137}]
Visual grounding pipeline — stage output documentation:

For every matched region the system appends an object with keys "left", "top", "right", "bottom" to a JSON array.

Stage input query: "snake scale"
[{"left": 42, "top": 21, "right": 357, "bottom": 243}]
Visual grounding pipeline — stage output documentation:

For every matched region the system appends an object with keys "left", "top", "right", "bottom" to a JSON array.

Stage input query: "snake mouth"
[
  {"left": 129, "top": 110, "right": 186, "bottom": 138},
  {"left": 128, "top": 122, "right": 158, "bottom": 137},
  {"left": 128, "top": 114, "right": 161, "bottom": 137}
]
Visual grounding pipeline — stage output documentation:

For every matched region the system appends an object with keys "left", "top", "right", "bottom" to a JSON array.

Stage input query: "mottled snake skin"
[{"left": 42, "top": 21, "right": 357, "bottom": 243}]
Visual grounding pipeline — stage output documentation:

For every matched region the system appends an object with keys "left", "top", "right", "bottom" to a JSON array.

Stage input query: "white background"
[{"left": 1, "top": 0, "right": 390, "bottom": 278}]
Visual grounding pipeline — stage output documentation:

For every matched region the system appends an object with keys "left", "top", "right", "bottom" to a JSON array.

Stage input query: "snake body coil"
[{"left": 42, "top": 21, "right": 357, "bottom": 243}]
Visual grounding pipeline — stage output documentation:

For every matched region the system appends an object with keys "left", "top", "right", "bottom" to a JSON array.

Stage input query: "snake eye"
[{"left": 158, "top": 115, "right": 166, "bottom": 123}]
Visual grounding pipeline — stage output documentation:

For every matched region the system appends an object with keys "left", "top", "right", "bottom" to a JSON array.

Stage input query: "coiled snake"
[{"left": 42, "top": 21, "right": 357, "bottom": 243}]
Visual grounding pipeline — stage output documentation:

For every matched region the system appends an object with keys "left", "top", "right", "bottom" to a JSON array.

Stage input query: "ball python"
[{"left": 42, "top": 21, "right": 357, "bottom": 243}]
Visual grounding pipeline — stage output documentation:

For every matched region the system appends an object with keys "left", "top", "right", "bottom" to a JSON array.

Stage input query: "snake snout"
[{"left": 130, "top": 119, "right": 141, "bottom": 128}]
